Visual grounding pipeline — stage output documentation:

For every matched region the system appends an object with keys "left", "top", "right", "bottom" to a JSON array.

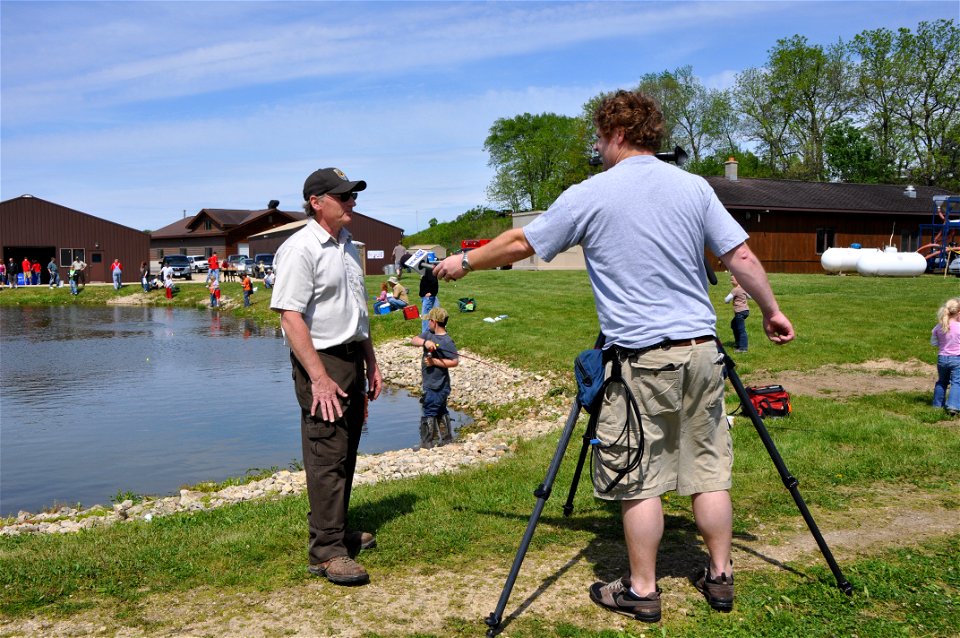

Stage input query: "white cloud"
[
  {"left": 1, "top": 82, "right": 600, "bottom": 231},
  {"left": 2, "top": 1, "right": 769, "bottom": 124},
  {"left": 3, "top": 1, "right": 955, "bottom": 234}
]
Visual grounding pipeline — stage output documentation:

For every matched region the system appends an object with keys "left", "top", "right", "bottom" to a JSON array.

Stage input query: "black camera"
[{"left": 588, "top": 145, "right": 688, "bottom": 167}]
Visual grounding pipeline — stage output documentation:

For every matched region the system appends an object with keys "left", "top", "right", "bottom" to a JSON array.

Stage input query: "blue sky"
[{"left": 1, "top": 1, "right": 955, "bottom": 234}]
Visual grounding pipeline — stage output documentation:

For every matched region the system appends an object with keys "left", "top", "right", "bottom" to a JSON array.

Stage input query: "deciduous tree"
[{"left": 484, "top": 113, "right": 593, "bottom": 211}]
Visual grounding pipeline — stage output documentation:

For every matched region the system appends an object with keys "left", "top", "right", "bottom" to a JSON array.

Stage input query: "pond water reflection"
[{"left": 0, "top": 305, "right": 469, "bottom": 516}]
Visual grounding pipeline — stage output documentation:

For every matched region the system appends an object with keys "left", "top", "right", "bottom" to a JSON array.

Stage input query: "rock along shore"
[{"left": 2, "top": 340, "right": 569, "bottom": 536}]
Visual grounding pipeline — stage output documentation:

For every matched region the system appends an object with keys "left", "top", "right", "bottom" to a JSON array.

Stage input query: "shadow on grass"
[
  {"left": 476, "top": 478, "right": 825, "bottom": 635},
  {"left": 351, "top": 491, "right": 419, "bottom": 539}
]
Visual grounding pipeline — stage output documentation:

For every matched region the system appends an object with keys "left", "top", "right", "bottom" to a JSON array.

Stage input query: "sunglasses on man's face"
[{"left": 329, "top": 191, "right": 358, "bottom": 203}]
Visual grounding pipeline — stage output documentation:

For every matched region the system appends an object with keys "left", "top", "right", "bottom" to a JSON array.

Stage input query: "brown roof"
[
  {"left": 151, "top": 216, "right": 195, "bottom": 237},
  {"left": 151, "top": 208, "right": 305, "bottom": 238},
  {"left": 705, "top": 177, "right": 955, "bottom": 216}
]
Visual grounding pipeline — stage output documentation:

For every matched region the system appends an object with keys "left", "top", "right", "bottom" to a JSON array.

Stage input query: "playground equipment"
[{"left": 918, "top": 195, "right": 960, "bottom": 272}]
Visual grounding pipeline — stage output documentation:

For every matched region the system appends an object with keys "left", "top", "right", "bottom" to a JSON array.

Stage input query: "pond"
[{"left": 0, "top": 305, "right": 469, "bottom": 517}]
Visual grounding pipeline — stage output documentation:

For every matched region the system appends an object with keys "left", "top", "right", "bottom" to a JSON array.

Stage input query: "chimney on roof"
[
  {"left": 724, "top": 157, "right": 739, "bottom": 181},
  {"left": 903, "top": 186, "right": 916, "bottom": 199},
  {"left": 268, "top": 200, "right": 280, "bottom": 209}
]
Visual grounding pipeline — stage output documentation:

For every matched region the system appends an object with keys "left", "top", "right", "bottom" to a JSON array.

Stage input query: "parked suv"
[
  {"left": 253, "top": 253, "right": 274, "bottom": 275},
  {"left": 160, "top": 255, "right": 193, "bottom": 279},
  {"left": 188, "top": 256, "right": 208, "bottom": 273}
]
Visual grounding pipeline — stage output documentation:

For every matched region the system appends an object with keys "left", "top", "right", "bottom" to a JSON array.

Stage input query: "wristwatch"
[{"left": 461, "top": 252, "right": 473, "bottom": 272}]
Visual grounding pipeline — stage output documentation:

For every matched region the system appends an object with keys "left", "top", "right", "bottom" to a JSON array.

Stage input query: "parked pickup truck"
[
  {"left": 253, "top": 253, "right": 274, "bottom": 275},
  {"left": 187, "top": 256, "right": 208, "bottom": 273}
]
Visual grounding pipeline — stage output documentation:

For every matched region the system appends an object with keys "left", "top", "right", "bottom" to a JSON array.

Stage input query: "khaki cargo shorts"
[{"left": 592, "top": 341, "right": 731, "bottom": 500}]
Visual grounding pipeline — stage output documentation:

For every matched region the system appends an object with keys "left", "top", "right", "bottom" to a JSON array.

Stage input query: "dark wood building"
[
  {"left": 706, "top": 161, "right": 956, "bottom": 273},
  {"left": 0, "top": 195, "right": 149, "bottom": 284},
  {"left": 512, "top": 166, "right": 957, "bottom": 274},
  {"left": 247, "top": 210, "right": 403, "bottom": 276},
  {"left": 149, "top": 204, "right": 304, "bottom": 267}
]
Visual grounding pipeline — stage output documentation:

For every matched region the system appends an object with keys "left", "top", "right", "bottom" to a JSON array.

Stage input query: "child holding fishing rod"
[{"left": 410, "top": 307, "right": 459, "bottom": 449}]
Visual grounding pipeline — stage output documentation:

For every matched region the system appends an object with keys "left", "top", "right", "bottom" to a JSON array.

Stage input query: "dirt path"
[
  {"left": 2, "top": 359, "right": 957, "bottom": 638},
  {"left": 754, "top": 358, "right": 936, "bottom": 399},
  {"left": 5, "top": 492, "right": 955, "bottom": 638}
]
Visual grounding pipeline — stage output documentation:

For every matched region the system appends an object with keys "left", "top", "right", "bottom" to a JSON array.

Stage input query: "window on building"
[
  {"left": 91, "top": 253, "right": 103, "bottom": 263},
  {"left": 204, "top": 220, "right": 212, "bottom": 231},
  {"left": 60, "top": 248, "right": 85, "bottom": 265},
  {"left": 816, "top": 228, "right": 835, "bottom": 255},
  {"left": 900, "top": 229, "right": 921, "bottom": 252}
]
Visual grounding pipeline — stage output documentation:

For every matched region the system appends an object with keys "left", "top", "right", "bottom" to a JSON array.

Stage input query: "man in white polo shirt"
[{"left": 271, "top": 167, "right": 384, "bottom": 586}]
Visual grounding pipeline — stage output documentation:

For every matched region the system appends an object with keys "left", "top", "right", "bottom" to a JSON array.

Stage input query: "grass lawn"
[{"left": 1, "top": 271, "right": 958, "bottom": 636}]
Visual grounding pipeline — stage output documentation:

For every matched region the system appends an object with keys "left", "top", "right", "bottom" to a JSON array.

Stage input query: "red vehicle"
[
  {"left": 460, "top": 239, "right": 491, "bottom": 251},
  {"left": 460, "top": 239, "right": 511, "bottom": 269}
]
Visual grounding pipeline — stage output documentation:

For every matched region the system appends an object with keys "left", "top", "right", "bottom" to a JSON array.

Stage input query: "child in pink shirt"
[{"left": 931, "top": 297, "right": 960, "bottom": 415}]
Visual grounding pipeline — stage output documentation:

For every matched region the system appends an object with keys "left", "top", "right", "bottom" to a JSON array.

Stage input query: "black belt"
[
  {"left": 318, "top": 342, "right": 360, "bottom": 358},
  {"left": 613, "top": 335, "right": 716, "bottom": 359}
]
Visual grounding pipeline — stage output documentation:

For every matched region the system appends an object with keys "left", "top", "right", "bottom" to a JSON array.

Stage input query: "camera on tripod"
[{"left": 588, "top": 145, "right": 689, "bottom": 167}]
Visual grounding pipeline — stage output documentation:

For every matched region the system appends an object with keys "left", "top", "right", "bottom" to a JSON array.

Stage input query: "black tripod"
[{"left": 484, "top": 342, "right": 853, "bottom": 637}]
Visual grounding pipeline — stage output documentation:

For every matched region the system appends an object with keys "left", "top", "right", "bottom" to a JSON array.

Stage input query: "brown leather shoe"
[
  {"left": 308, "top": 555, "right": 369, "bottom": 585},
  {"left": 344, "top": 531, "right": 376, "bottom": 557}
]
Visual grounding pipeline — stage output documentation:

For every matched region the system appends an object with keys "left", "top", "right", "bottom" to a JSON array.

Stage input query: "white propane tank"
[
  {"left": 821, "top": 247, "right": 876, "bottom": 273},
  {"left": 856, "top": 246, "right": 928, "bottom": 277}
]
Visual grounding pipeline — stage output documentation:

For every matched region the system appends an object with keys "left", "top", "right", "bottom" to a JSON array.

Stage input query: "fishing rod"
[{"left": 424, "top": 344, "right": 511, "bottom": 374}]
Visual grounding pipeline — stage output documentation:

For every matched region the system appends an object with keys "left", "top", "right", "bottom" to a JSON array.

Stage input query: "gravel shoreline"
[{"left": 2, "top": 339, "right": 568, "bottom": 536}]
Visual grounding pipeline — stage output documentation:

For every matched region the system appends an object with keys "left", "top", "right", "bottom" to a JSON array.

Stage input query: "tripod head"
[{"left": 588, "top": 145, "right": 689, "bottom": 167}]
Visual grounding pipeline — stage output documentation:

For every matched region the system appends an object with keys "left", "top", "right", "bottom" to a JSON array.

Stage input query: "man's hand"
[
  {"left": 311, "top": 374, "right": 349, "bottom": 422},
  {"left": 433, "top": 255, "right": 466, "bottom": 282},
  {"left": 763, "top": 311, "right": 795, "bottom": 344},
  {"left": 367, "top": 365, "right": 383, "bottom": 401}
]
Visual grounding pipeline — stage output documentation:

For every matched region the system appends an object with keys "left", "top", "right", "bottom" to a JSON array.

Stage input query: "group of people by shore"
[
  {"left": 6, "top": 88, "right": 955, "bottom": 630},
  {"left": 372, "top": 264, "right": 439, "bottom": 333},
  {"left": 1, "top": 256, "right": 88, "bottom": 293}
]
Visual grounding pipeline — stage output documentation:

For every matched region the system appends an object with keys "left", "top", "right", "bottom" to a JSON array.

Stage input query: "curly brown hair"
[{"left": 593, "top": 90, "right": 665, "bottom": 153}]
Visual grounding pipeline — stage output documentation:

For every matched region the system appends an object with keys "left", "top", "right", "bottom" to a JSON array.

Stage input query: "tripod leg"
[
  {"left": 485, "top": 399, "right": 584, "bottom": 636},
  {"left": 562, "top": 432, "right": 592, "bottom": 517},
  {"left": 722, "top": 348, "right": 853, "bottom": 595}
]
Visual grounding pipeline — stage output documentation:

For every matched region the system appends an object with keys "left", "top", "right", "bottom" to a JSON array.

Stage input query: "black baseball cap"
[{"left": 303, "top": 167, "right": 367, "bottom": 200}]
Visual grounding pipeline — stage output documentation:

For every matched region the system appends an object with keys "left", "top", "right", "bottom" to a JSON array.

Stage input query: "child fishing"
[{"left": 410, "top": 307, "right": 459, "bottom": 448}]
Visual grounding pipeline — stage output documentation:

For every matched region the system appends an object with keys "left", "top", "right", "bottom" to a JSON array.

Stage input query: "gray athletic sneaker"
[
  {"left": 588, "top": 577, "right": 661, "bottom": 622},
  {"left": 692, "top": 567, "right": 734, "bottom": 612}
]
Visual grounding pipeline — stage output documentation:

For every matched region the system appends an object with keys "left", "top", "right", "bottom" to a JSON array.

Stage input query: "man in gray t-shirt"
[{"left": 434, "top": 90, "right": 794, "bottom": 623}]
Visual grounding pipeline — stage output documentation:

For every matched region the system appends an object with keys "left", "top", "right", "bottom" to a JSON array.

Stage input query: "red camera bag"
[{"left": 745, "top": 385, "right": 792, "bottom": 418}]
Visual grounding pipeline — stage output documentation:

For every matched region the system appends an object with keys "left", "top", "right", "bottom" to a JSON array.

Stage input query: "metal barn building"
[{"left": 0, "top": 195, "right": 150, "bottom": 284}]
